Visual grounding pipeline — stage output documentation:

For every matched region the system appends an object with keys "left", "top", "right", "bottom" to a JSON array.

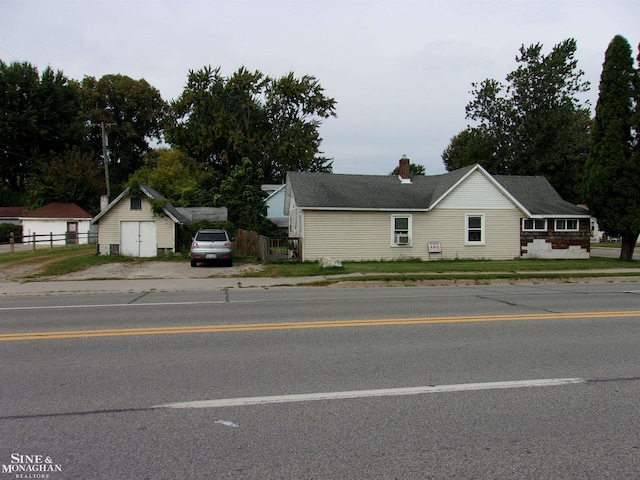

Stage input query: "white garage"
[{"left": 91, "top": 184, "right": 228, "bottom": 257}]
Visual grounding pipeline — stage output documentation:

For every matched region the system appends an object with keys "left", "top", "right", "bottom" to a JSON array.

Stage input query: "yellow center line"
[{"left": 2, "top": 310, "right": 640, "bottom": 342}]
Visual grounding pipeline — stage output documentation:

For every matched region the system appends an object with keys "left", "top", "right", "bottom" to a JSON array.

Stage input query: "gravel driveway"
[{"left": 0, "top": 257, "right": 264, "bottom": 282}]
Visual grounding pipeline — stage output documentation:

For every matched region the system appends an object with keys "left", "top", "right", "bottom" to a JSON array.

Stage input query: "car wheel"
[{"left": 190, "top": 260, "right": 197, "bottom": 267}]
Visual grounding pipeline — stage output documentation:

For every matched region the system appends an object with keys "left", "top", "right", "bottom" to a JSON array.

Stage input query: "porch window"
[
  {"left": 555, "top": 219, "right": 579, "bottom": 231},
  {"left": 392, "top": 215, "right": 411, "bottom": 246},
  {"left": 522, "top": 218, "right": 547, "bottom": 231},
  {"left": 465, "top": 214, "right": 484, "bottom": 245}
]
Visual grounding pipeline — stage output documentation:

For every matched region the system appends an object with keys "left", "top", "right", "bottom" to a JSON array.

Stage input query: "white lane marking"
[
  {"left": 157, "top": 378, "right": 585, "bottom": 409},
  {"left": 0, "top": 301, "right": 227, "bottom": 311},
  {"left": 215, "top": 420, "right": 239, "bottom": 428}
]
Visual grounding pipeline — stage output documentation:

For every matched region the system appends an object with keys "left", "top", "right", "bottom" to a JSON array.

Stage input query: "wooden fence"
[
  {"left": 1, "top": 231, "right": 97, "bottom": 254},
  {"left": 233, "top": 229, "right": 301, "bottom": 262}
]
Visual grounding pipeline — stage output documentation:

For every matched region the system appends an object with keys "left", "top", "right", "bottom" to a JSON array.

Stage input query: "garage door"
[{"left": 120, "top": 221, "right": 156, "bottom": 257}]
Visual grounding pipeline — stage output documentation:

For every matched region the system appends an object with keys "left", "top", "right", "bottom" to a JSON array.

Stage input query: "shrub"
[{"left": 0, "top": 223, "right": 22, "bottom": 243}]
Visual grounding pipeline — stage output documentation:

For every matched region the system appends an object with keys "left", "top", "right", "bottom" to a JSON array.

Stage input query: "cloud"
[{"left": 1, "top": 0, "right": 636, "bottom": 176}]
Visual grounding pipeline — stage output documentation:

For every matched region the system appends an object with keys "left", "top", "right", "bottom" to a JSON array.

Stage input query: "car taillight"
[
  {"left": 191, "top": 241, "right": 198, "bottom": 247},
  {"left": 224, "top": 242, "right": 231, "bottom": 247}
]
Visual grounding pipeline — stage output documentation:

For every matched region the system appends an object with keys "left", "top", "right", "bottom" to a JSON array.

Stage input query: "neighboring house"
[
  {"left": 285, "top": 159, "right": 590, "bottom": 262},
  {"left": 0, "top": 207, "right": 27, "bottom": 225},
  {"left": 262, "top": 184, "right": 288, "bottom": 229},
  {"left": 91, "top": 185, "right": 227, "bottom": 257},
  {"left": 19, "top": 203, "right": 93, "bottom": 246}
]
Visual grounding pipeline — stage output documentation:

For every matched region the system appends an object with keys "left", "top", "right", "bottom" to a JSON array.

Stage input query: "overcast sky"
[{"left": 1, "top": 0, "right": 637, "bottom": 176}]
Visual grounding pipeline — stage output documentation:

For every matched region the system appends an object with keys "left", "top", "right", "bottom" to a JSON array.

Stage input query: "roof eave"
[{"left": 296, "top": 206, "right": 429, "bottom": 212}]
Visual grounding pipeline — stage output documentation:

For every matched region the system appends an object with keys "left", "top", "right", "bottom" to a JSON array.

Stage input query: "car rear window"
[{"left": 196, "top": 232, "right": 227, "bottom": 242}]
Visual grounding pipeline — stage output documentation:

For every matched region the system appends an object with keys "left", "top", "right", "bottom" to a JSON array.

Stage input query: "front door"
[{"left": 66, "top": 222, "right": 78, "bottom": 245}]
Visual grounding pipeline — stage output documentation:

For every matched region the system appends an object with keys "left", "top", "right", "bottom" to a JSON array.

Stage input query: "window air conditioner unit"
[{"left": 395, "top": 234, "right": 410, "bottom": 245}]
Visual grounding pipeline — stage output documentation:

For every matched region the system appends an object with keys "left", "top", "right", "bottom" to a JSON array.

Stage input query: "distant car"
[{"left": 190, "top": 229, "right": 233, "bottom": 267}]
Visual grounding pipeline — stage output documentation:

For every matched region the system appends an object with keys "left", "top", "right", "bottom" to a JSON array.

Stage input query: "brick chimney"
[{"left": 398, "top": 155, "right": 411, "bottom": 181}]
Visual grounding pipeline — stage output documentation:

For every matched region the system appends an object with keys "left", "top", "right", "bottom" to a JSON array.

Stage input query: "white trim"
[
  {"left": 296, "top": 207, "right": 428, "bottom": 212},
  {"left": 465, "top": 213, "right": 485, "bottom": 245},
  {"left": 522, "top": 218, "right": 547, "bottom": 231},
  {"left": 391, "top": 214, "right": 412, "bottom": 247},
  {"left": 555, "top": 218, "right": 580, "bottom": 231}
]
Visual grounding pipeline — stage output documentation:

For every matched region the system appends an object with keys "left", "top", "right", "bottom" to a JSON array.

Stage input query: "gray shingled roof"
[
  {"left": 174, "top": 207, "right": 228, "bottom": 222},
  {"left": 493, "top": 175, "right": 588, "bottom": 216},
  {"left": 92, "top": 185, "right": 228, "bottom": 225},
  {"left": 140, "top": 185, "right": 187, "bottom": 223},
  {"left": 287, "top": 164, "right": 588, "bottom": 217},
  {"left": 287, "top": 165, "right": 476, "bottom": 210}
]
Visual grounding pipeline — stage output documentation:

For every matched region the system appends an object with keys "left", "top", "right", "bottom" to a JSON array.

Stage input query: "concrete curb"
[{"left": 2, "top": 269, "right": 640, "bottom": 296}]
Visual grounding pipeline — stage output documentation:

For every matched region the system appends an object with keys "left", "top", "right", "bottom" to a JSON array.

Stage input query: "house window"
[
  {"left": 522, "top": 218, "right": 547, "bottom": 231},
  {"left": 130, "top": 198, "right": 142, "bottom": 210},
  {"left": 555, "top": 219, "right": 579, "bottom": 231},
  {"left": 392, "top": 215, "right": 411, "bottom": 246},
  {"left": 465, "top": 214, "right": 484, "bottom": 245}
]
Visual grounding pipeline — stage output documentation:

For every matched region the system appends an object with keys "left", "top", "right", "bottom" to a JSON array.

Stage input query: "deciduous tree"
[
  {"left": 25, "top": 148, "right": 103, "bottom": 214},
  {"left": 213, "top": 157, "right": 275, "bottom": 234},
  {"left": 0, "top": 61, "right": 83, "bottom": 204},
  {"left": 80, "top": 74, "right": 167, "bottom": 193},
  {"left": 166, "top": 66, "right": 337, "bottom": 184},
  {"left": 443, "top": 39, "right": 591, "bottom": 202},
  {"left": 126, "top": 148, "right": 212, "bottom": 207}
]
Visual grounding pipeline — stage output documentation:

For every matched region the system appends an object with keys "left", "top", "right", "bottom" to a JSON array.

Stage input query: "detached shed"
[{"left": 91, "top": 185, "right": 227, "bottom": 257}]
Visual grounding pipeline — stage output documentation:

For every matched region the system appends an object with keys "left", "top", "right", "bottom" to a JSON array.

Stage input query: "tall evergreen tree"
[{"left": 584, "top": 35, "right": 639, "bottom": 261}]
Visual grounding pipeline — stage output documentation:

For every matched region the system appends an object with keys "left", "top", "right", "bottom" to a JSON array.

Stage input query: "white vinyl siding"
[
  {"left": 437, "top": 170, "right": 514, "bottom": 209},
  {"left": 299, "top": 208, "right": 521, "bottom": 261}
]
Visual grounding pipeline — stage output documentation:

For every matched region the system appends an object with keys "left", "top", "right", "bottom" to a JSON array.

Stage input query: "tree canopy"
[
  {"left": 583, "top": 35, "right": 639, "bottom": 260},
  {"left": 80, "top": 74, "right": 167, "bottom": 192},
  {"left": 443, "top": 39, "right": 591, "bottom": 202},
  {"left": 0, "top": 58, "right": 337, "bottom": 234},
  {"left": 0, "top": 63, "right": 168, "bottom": 209},
  {"left": 126, "top": 148, "right": 213, "bottom": 208},
  {"left": 165, "top": 66, "right": 337, "bottom": 185},
  {"left": 0, "top": 61, "right": 83, "bottom": 205}
]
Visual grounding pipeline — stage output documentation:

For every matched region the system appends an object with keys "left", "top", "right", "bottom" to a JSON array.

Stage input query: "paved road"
[
  {"left": 591, "top": 245, "right": 640, "bottom": 260},
  {"left": 1, "top": 283, "right": 640, "bottom": 478}
]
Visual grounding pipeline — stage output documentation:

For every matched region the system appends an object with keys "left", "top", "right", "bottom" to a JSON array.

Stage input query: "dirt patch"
[{"left": 0, "top": 259, "right": 264, "bottom": 282}]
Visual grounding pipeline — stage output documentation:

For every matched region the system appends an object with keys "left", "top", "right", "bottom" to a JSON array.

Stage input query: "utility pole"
[{"left": 99, "top": 122, "right": 114, "bottom": 198}]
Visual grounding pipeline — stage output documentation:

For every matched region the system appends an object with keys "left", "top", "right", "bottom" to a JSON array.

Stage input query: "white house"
[
  {"left": 19, "top": 203, "right": 93, "bottom": 246},
  {"left": 285, "top": 159, "right": 591, "bottom": 262}
]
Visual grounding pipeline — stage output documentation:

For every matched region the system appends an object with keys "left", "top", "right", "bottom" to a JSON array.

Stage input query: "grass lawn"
[
  {"left": 1, "top": 244, "right": 638, "bottom": 280},
  {"left": 253, "top": 256, "right": 639, "bottom": 278}
]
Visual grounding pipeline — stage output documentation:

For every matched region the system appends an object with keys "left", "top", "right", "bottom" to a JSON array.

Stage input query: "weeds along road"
[{"left": 1, "top": 282, "right": 640, "bottom": 478}]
